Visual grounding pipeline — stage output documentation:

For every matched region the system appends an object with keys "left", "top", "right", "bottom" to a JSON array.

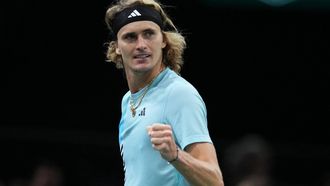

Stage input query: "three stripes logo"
[{"left": 128, "top": 9, "right": 141, "bottom": 18}]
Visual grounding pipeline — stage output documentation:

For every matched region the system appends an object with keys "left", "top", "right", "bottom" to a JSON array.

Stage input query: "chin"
[{"left": 132, "top": 64, "right": 151, "bottom": 72}]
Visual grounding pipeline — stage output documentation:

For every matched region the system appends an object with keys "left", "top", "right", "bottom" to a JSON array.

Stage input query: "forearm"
[{"left": 171, "top": 149, "right": 224, "bottom": 186}]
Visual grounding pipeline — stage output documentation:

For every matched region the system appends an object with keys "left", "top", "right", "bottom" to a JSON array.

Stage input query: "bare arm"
[
  {"left": 172, "top": 142, "right": 224, "bottom": 186},
  {"left": 147, "top": 124, "right": 224, "bottom": 186}
]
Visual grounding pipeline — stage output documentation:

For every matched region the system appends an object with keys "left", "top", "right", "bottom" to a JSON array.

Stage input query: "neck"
[{"left": 127, "top": 65, "right": 165, "bottom": 93}]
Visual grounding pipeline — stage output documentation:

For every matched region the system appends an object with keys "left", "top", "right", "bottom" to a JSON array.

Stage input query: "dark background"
[{"left": 2, "top": 0, "right": 330, "bottom": 185}]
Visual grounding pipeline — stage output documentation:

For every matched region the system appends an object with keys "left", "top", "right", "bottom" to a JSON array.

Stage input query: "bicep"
[{"left": 185, "top": 142, "right": 220, "bottom": 165}]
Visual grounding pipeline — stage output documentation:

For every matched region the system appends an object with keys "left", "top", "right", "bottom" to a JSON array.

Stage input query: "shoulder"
[
  {"left": 160, "top": 70, "right": 205, "bottom": 109},
  {"left": 169, "top": 76, "right": 201, "bottom": 101},
  {"left": 122, "top": 91, "right": 130, "bottom": 101},
  {"left": 163, "top": 69, "right": 200, "bottom": 97},
  {"left": 120, "top": 91, "right": 130, "bottom": 108}
]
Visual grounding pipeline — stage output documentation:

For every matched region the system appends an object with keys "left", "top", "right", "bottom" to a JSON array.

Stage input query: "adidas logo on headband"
[
  {"left": 128, "top": 10, "right": 141, "bottom": 18},
  {"left": 111, "top": 5, "right": 164, "bottom": 36}
]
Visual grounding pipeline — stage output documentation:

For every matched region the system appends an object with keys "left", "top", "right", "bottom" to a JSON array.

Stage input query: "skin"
[
  {"left": 147, "top": 124, "right": 224, "bottom": 186},
  {"left": 116, "top": 21, "right": 224, "bottom": 186},
  {"left": 116, "top": 21, "right": 166, "bottom": 93}
]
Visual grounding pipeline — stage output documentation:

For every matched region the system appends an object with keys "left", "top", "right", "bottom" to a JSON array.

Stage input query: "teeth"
[{"left": 136, "top": 54, "right": 148, "bottom": 58}]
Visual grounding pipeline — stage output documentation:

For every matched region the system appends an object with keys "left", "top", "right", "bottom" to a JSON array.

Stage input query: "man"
[{"left": 105, "top": 0, "right": 224, "bottom": 185}]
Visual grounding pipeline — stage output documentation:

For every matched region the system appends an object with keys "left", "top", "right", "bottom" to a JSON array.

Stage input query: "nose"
[{"left": 136, "top": 35, "right": 147, "bottom": 50}]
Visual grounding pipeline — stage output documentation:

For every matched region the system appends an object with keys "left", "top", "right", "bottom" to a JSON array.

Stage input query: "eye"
[
  {"left": 143, "top": 29, "right": 155, "bottom": 39},
  {"left": 123, "top": 33, "right": 137, "bottom": 42}
]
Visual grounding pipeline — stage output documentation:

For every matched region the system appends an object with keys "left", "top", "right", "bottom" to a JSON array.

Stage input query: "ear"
[
  {"left": 116, "top": 47, "right": 121, "bottom": 55},
  {"left": 161, "top": 34, "right": 167, "bottom": 49},
  {"left": 161, "top": 40, "right": 167, "bottom": 49}
]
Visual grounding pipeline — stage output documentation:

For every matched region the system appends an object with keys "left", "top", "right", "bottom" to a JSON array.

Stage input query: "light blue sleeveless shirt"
[{"left": 119, "top": 67, "right": 212, "bottom": 186}]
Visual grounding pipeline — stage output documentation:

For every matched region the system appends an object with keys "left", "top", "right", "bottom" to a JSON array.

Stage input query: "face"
[{"left": 116, "top": 21, "right": 166, "bottom": 74}]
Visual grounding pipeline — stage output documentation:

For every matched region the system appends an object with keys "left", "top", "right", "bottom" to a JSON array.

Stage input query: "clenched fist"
[{"left": 147, "top": 123, "right": 179, "bottom": 162}]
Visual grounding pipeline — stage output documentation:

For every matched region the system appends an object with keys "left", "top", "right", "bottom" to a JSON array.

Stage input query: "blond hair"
[{"left": 104, "top": 0, "right": 186, "bottom": 74}]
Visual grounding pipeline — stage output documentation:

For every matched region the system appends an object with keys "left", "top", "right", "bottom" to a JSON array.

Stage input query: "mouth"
[{"left": 133, "top": 54, "right": 151, "bottom": 59}]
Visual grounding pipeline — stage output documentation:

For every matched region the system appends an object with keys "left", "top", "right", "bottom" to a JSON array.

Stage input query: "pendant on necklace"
[{"left": 131, "top": 107, "right": 136, "bottom": 117}]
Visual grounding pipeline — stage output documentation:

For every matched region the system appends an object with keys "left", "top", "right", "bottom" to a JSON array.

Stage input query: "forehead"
[{"left": 117, "top": 20, "right": 161, "bottom": 35}]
